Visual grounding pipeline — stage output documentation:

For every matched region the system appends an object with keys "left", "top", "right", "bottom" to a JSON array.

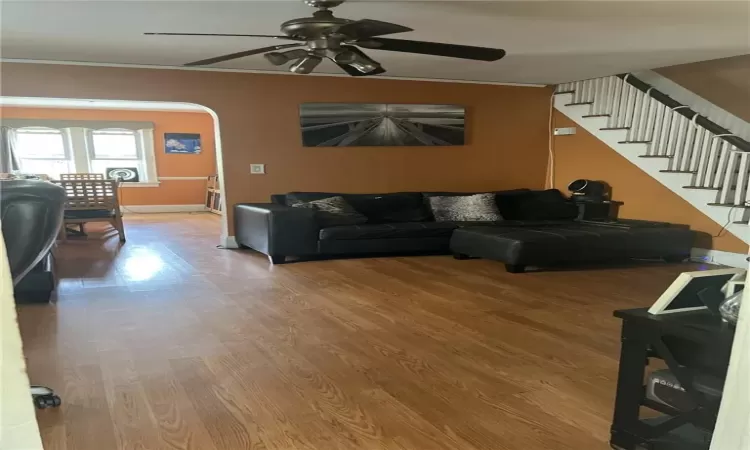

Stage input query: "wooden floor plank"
[{"left": 16, "top": 213, "right": 703, "bottom": 449}]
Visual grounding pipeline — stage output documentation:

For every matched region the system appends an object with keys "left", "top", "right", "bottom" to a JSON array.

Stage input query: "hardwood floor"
[{"left": 18, "top": 212, "right": 703, "bottom": 450}]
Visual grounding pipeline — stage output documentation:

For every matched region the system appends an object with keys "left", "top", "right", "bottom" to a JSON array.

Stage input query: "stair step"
[
  {"left": 619, "top": 141, "right": 652, "bottom": 144},
  {"left": 683, "top": 186, "right": 721, "bottom": 190},
  {"left": 554, "top": 90, "right": 575, "bottom": 95},
  {"left": 639, "top": 155, "right": 672, "bottom": 159},
  {"left": 601, "top": 127, "right": 630, "bottom": 131},
  {"left": 660, "top": 170, "right": 697, "bottom": 174},
  {"left": 707, "top": 203, "right": 750, "bottom": 208},
  {"left": 565, "top": 102, "right": 594, "bottom": 106},
  {"left": 583, "top": 114, "right": 611, "bottom": 118},
  {"left": 733, "top": 221, "right": 749, "bottom": 225}
]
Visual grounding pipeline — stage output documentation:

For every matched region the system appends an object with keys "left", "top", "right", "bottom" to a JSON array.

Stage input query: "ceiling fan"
[{"left": 145, "top": 0, "right": 506, "bottom": 77}]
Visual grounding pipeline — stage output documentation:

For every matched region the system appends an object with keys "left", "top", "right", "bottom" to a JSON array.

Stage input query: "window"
[
  {"left": 14, "top": 127, "right": 74, "bottom": 179},
  {"left": 87, "top": 129, "right": 147, "bottom": 181},
  {"left": 10, "top": 126, "right": 156, "bottom": 184}
]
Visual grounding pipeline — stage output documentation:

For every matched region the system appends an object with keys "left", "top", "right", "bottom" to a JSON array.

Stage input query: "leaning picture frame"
[{"left": 648, "top": 268, "right": 746, "bottom": 315}]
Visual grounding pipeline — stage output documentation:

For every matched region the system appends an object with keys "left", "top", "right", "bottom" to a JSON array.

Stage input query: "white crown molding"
[
  {"left": 0, "top": 58, "right": 547, "bottom": 88},
  {"left": 0, "top": 96, "right": 206, "bottom": 112}
]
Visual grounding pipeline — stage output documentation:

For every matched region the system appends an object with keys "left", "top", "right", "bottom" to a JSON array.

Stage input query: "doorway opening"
[{"left": 0, "top": 96, "right": 229, "bottom": 245}]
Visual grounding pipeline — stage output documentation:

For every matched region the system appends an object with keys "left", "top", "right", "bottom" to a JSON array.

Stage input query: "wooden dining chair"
[
  {"left": 59, "top": 173, "right": 105, "bottom": 181},
  {"left": 54, "top": 179, "right": 125, "bottom": 242}
]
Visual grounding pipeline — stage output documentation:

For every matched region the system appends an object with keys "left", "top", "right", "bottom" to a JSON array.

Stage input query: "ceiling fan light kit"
[{"left": 146, "top": 0, "right": 505, "bottom": 77}]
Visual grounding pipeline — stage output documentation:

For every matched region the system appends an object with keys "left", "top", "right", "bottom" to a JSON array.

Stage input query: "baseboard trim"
[
  {"left": 690, "top": 248, "right": 748, "bottom": 268},
  {"left": 221, "top": 235, "right": 239, "bottom": 249},
  {"left": 120, "top": 204, "right": 207, "bottom": 214}
]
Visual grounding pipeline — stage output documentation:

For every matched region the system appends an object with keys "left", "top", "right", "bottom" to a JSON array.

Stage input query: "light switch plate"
[
  {"left": 250, "top": 164, "right": 266, "bottom": 174},
  {"left": 554, "top": 127, "right": 577, "bottom": 136}
]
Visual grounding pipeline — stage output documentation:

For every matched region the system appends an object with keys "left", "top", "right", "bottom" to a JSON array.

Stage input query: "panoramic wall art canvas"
[{"left": 300, "top": 103, "right": 465, "bottom": 147}]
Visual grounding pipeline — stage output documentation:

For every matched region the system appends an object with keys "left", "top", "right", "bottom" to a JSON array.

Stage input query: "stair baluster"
[
  {"left": 719, "top": 150, "right": 740, "bottom": 204},
  {"left": 734, "top": 152, "right": 750, "bottom": 206},
  {"left": 713, "top": 141, "right": 732, "bottom": 190}
]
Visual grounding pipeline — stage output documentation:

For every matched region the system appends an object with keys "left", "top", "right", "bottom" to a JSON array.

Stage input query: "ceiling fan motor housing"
[
  {"left": 304, "top": 0, "right": 345, "bottom": 8},
  {"left": 280, "top": 14, "right": 353, "bottom": 42}
]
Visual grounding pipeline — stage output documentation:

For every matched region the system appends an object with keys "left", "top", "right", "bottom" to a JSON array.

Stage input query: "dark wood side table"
[
  {"left": 610, "top": 308, "right": 734, "bottom": 450},
  {"left": 573, "top": 199, "right": 622, "bottom": 221}
]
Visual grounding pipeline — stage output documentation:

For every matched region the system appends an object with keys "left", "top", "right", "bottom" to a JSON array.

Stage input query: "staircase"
[{"left": 554, "top": 74, "right": 750, "bottom": 245}]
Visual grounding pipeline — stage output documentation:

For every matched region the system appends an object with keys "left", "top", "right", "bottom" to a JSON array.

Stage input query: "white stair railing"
[{"left": 556, "top": 76, "right": 750, "bottom": 208}]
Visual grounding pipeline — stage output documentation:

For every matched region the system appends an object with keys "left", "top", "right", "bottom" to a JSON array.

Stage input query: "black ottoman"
[{"left": 449, "top": 224, "right": 694, "bottom": 273}]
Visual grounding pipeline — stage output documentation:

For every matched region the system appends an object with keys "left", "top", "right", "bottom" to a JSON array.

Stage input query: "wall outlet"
[
  {"left": 250, "top": 164, "right": 266, "bottom": 174},
  {"left": 554, "top": 127, "right": 577, "bottom": 136}
]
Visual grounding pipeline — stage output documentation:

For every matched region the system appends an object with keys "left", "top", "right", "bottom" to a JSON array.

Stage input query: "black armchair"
[{"left": 234, "top": 203, "right": 320, "bottom": 263}]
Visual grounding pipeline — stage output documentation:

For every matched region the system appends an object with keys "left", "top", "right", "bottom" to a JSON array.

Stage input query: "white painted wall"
[{"left": 710, "top": 242, "right": 750, "bottom": 449}]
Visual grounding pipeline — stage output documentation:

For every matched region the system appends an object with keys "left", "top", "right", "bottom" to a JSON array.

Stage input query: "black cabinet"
[{"left": 610, "top": 308, "right": 733, "bottom": 450}]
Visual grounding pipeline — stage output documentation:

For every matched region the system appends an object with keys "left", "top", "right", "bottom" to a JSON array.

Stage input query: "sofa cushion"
[
  {"left": 319, "top": 222, "right": 458, "bottom": 240},
  {"left": 291, "top": 196, "right": 368, "bottom": 227},
  {"left": 449, "top": 224, "right": 694, "bottom": 266},
  {"left": 342, "top": 192, "right": 431, "bottom": 223},
  {"left": 497, "top": 189, "right": 578, "bottom": 220},
  {"left": 428, "top": 193, "right": 504, "bottom": 222}
]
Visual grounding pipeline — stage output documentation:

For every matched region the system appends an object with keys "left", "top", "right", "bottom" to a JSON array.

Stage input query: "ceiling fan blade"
[
  {"left": 334, "top": 19, "right": 413, "bottom": 39},
  {"left": 357, "top": 38, "right": 506, "bottom": 61},
  {"left": 335, "top": 46, "right": 386, "bottom": 77},
  {"left": 184, "top": 43, "right": 305, "bottom": 67},
  {"left": 145, "top": 32, "right": 303, "bottom": 41},
  {"left": 337, "top": 63, "right": 387, "bottom": 77}
]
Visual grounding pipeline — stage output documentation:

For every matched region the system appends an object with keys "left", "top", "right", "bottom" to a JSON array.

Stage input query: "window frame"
[
  {"left": 86, "top": 128, "right": 143, "bottom": 161},
  {"left": 11, "top": 125, "right": 158, "bottom": 186},
  {"left": 13, "top": 127, "right": 76, "bottom": 179},
  {"left": 82, "top": 128, "right": 158, "bottom": 186},
  {"left": 13, "top": 127, "right": 73, "bottom": 161}
]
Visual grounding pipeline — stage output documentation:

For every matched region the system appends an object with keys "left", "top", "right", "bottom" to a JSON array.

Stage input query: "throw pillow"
[
  {"left": 428, "top": 193, "right": 504, "bottom": 222},
  {"left": 291, "top": 196, "right": 368, "bottom": 227}
]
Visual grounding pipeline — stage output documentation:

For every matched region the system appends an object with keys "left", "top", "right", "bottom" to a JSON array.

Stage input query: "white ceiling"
[{"left": 1, "top": 0, "right": 749, "bottom": 85}]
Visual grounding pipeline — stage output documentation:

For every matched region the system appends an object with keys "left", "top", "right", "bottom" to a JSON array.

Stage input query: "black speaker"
[{"left": 567, "top": 179, "right": 611, "bottom": 202}]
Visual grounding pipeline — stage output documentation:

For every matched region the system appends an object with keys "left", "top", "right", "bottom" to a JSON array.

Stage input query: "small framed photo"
[
  {"left": 165, "top": 133, "right": 202, "bottom": 154},
  {"left": 648, "top": 268, "right": 746, "bottom": 315}
]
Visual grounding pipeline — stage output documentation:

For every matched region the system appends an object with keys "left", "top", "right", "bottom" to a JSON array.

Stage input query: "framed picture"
[
  {"left": 106, "top": 167, "right": 140, "bottom": 182},
  {"left": 648, "top": 268, "right": 746, "bottom": 315},
  {"left": 165, "top": 133, "right": 202, "bottom": 154},
  {"left": 299, "top": 103, "right": 465, "bottom": 147}
]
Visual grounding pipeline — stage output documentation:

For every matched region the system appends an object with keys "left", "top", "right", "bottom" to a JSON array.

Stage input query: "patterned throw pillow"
[
  {"left": 428, "top": 193, "right": 504, "bottom": 222},
  {"left": 291, "top": 196, "right": 368, "bottom": 227}
]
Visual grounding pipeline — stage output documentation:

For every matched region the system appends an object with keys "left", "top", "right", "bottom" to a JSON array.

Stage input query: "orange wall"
[
  {"left": 552, "top": 112, "right": 747, "bottom": 253},
  {"left": 0, "top": 107, "right": 216, "bottom": 206},
  {"left": 0, "top": 63, "right": 553, "bottom": 234}
]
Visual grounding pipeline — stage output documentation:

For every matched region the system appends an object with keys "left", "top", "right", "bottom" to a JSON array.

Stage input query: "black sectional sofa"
[{"left": 234, "top": 189, "right": 694, "bottom": 272}]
